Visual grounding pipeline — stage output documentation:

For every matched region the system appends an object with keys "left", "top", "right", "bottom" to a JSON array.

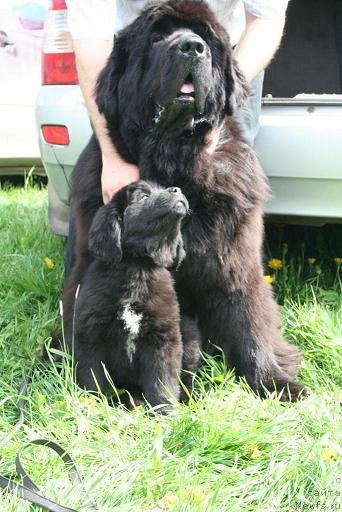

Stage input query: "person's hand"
[{"left": 101, "top": 157, "right": 140, "bottom": 204}]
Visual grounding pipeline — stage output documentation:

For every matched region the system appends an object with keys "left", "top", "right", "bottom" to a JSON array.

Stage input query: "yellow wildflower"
[
  {"left": 44, "top": 257, "right": 54, "bottom": 269},
  {"left": 79, "top": 396, "right": 97, "bottom": 408},
  {"left": 268, "top": 258, "right": 283, "bottom": 271},
  {"left": 188, "top": 487, "right": 205, "bottom": 502},
  {"left": 159, "top": 492, "right": 177, "bottom": 508},
  {"left": 334, "top": 257, "right": 342, "bottom": 266},
  {"left": 321, "top": 446, "right": 338, "bottom": 462},
  {"left": 245, "top": 444, "right": 262, "bottom": 459},
  {"left": 307, "top": 258, "right": 316, "bottom": 265},
  {"left": 264, "top": 275, "right": 275, "bottom": 285}
]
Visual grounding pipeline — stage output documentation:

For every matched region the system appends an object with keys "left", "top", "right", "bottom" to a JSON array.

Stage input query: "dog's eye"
[{"left": 139, "top": 193, "right": 149, "bottom": 201}]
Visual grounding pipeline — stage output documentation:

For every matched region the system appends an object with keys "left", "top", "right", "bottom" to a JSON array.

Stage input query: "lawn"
[{"left": 0, "top": 183, "right": 341, "bottom": 512}]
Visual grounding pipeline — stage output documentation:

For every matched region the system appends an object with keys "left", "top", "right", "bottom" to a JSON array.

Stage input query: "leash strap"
[
  {"left": 0, "top": 376, "right": 98, "bottom": 512},
  {"left": 0, "top": 474, "right": 77, "bottom": 512}
]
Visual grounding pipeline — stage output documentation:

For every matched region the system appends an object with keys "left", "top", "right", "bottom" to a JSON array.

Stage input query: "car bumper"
[
  {"left": 36, "top": 89, "right": 342, "bottom": 235},
  {"left": 36, "top": 85, "right": 92, "bottom": 235},
  {"left": 36, "top": 85, "right": 92, "bottom": 205},
  {"left": 255, "top": 98, "right": 342, "bottom": 221},
  {"left": 0, "top": 103, "right": 43, "bottom": 174}
]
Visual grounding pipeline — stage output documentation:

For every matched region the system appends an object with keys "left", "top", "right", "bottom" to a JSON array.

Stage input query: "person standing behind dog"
[{"left": 65, "top": 0, "right": 289, "bottom": 206}]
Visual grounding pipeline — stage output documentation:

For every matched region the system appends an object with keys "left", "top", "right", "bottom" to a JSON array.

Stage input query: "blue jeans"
[
  {"left": 233, "top": 70, "right": 264, "bottom": 148},
  {"left": 64, "top": 204, "right": 76, "bottom": 279},
  {"left": 64, "top": 71, "right": 264, "bottom": 278}
]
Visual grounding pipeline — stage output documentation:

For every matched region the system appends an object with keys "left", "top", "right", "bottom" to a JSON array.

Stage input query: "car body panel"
[
  {"left": 36, "top": 84, "right": 92, "bottom": 204},
  {"left": 0, "top": 0, "right": 46, "bottom": 174},
  {"left": 255, "top": 99, "right": 342, "bottom": 180},
  {"left": 36, "top": 85, "right": 92, "bottom": 236},
  {"left": 254, "top": 98, "right": 342, "bottom": 220}
]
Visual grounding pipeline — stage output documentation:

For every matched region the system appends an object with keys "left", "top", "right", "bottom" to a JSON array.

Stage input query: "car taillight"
[
  {"left": 51, "top": 0, "right": 68, "bottom": 9},
  {"left": 41, "top": 125, "right": 70, "bottom": 145},
  {"left": 42, "top": 0, "right": 78, "bottom": 85}
]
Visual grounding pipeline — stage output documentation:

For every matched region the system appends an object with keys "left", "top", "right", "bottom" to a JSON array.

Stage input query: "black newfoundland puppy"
[
  {"left": 65, "top": 180, "right": 200, "bottom": 408},
  {"left": 63, "top": 0, "right": 306, "bottom": 401}
]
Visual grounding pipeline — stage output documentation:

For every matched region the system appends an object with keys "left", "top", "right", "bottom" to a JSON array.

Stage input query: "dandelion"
[
  {"left": 245, "top": 444, "right": 262, "bottom": 459},
  {"left": 43, "top": 257, "right": 54, "bottom": 269},
  {"left": 334, "top": 257, "right": 342, "bottom": 266},
  {"left": 268, "top": 258, "right": 283, "bottom": 271},
  {"left": 79, "top": 396, "right": 97, "bottom": 408},
  {"left": 250, "top": 445, "right": 262, "bottom": 459},
  {"left": 159, "top": 492, "right": 177, "bottom": 508},
  {"left": 188, "top": 487, "right": 205, "bottom": 502},
  {"left": 307, "top": 258, "right": 316, "bottom": 266},
  {"left": 321, "top": 446, "right": 338, "bottom": 462},
  {"left": 264, "top": 275, "right": 275, "bottom": 285}
]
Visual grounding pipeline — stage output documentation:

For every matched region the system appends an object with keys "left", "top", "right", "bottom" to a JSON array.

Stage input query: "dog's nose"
[
  {"left": 168, "top": 187, "right": 182, "bottom": 195},
  {"left": 178, "top": 35, "right": 205, "bottom": 57}
]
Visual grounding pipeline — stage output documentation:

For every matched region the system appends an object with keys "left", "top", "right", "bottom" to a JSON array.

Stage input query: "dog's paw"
[
  {"left": 261, "top": 380, "right": 308, "bottom": 402},
  {"left": 276, "top": 381, "right": 308, "bottom": 402},
  {"left": 280, "top": 381, "right": 308, "bottom": 402}
]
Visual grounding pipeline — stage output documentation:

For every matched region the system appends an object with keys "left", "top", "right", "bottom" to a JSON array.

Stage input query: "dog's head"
[
  {"left": 89, "top": 180, "right": 188, "bottom": 267},
  {"left": 96, "top": 0, "right": 248, "bottom": 142}
]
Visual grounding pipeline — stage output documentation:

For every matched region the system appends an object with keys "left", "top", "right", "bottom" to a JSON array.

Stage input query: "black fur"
[
  {"left": 64, "top": 0, "right": 306, "bottom": 402},
  {"left": 63, "top": 181, "right": 200, "bottom": 410}
]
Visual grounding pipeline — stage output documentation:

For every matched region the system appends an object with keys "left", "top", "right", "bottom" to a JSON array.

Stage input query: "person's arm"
[
  {"left": 73, "top": 40, "right": 139, "bottom": 204},
  {"left": 234, "top": 9, "right": 286, "bottom": 84},
  {"left": 65, "top": 0, "right": 139, "bottom": 204}
]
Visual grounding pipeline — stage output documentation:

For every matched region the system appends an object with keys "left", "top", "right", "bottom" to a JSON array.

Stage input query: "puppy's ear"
[
  {"left": 225, "top": 59, "right": 249, "bottom": 116},
  {"left": 88, "top": 202, "right": 122, "bottom": 262},
  {"left": 95, "top": 34, "right": 129, "bottom": 126}
]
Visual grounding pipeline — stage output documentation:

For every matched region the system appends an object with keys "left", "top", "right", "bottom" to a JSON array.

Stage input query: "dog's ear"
[
  {"left": 225, "top": 59, "right": 249, "bottom": 116},
  {"left": 95, "top": 34, "right": 129, "bottom": 125},
  {"left": 88, "top": 202, "right": 123, "bottom": 263}
]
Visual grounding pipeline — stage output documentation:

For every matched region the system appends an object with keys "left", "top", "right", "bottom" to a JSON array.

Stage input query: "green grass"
[{"left": 0, "top": 184, "right": 341, "bottom": 512}]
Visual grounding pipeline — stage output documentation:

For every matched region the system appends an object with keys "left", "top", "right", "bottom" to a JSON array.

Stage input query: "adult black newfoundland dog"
[{"left": 63, "top": 0, "right": 306, "bottom": 401}]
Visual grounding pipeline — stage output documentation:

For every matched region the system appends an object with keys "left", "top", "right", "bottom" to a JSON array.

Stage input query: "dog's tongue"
[{"left": 180, "top": 82, "right": 195, "bottom": 94}]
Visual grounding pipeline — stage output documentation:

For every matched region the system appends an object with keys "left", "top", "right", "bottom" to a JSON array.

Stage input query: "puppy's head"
[{"left": 89, "top": 180, "right": 188, "bottom": 267}]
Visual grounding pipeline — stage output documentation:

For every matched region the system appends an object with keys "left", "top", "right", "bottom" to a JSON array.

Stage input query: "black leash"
[{"left": 0, "top": 372, "right": 98, "bottom": 512}]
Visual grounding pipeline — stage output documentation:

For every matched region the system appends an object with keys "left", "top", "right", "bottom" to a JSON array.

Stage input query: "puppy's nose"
[
  {"left": 178, "top": 35, "right": 205, "bottom": 57},
  {"left": 168, "top": 187, "right": 182, "bottom": 195}
]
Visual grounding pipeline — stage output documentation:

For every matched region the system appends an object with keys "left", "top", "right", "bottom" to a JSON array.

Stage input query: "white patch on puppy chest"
[{"left": 119, "top": 304, "right": 143, "bottom": 363}]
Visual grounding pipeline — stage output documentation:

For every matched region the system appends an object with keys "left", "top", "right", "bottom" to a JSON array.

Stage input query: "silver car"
[
  {"left": 36, "top": 0, "right": 342, "bottom": 236},
  {"left": 0, "top": 3, "right": 45, "bottom": 175}
]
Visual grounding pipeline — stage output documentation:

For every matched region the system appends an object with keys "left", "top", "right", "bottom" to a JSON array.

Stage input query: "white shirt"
[{"left": 65, "top": 0, "right": 289, "bottom": 46}]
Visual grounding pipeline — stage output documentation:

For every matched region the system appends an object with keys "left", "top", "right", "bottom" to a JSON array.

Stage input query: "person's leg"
[
  {"left": 64, "top": 206, "right": 76, "bottom": 279},
  {"left": 233, "top": 70, "right": 264, "bottom": 148}
]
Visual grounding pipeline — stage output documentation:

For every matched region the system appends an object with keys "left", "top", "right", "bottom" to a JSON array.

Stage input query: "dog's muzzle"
[
  {"left": 156, "top": 30, "right": 212, "bottom": 116},
  {"left": 167, "top": 187, "right": 189, "bottom": 216}
]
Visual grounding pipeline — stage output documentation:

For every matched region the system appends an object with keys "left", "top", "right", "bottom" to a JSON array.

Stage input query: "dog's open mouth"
[{"left": 176, "top": 74, "right": 195, "bottom": 102}]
